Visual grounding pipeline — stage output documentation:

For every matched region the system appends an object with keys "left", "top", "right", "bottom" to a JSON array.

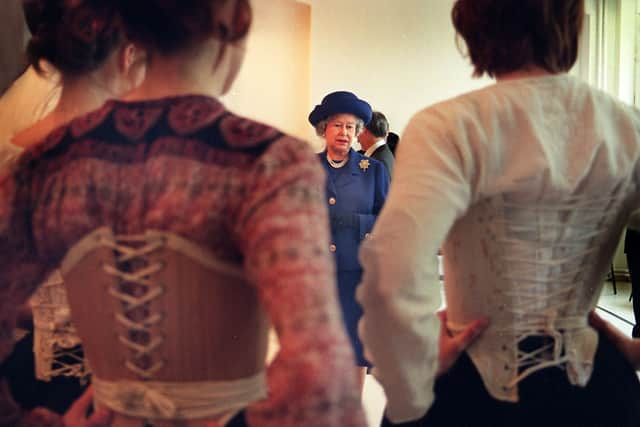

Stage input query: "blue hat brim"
[{"left": 308, "top": 91, "right": 372, "bottom": 127}]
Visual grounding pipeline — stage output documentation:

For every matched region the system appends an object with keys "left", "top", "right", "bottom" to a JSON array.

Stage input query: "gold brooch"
[{"left": 359, "top": 159, "right": 370, "bottom": 171}]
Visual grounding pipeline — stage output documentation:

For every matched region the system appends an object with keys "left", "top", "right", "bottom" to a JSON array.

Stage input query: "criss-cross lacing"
[
  {"left": 98, "top": 233, "right": 167, "bottom": 379},
  {"left": 491, "top": 195, "right": 622, "bottom": 389},
  {"left": 31, "top": 271, "right": 88, "bottom": 381},
  {"left": 60, "top": 227, "right": 269, "bottom": 421}
]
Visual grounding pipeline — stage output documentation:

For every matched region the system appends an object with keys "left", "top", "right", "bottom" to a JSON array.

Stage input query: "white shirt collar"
[{"left": 364, "top": 139, "right": 387, "bottom": 157}]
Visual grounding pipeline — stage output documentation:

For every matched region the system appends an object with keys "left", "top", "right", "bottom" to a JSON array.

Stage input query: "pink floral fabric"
[
  {"left": 113, "top": 104, "right": 164, "bottom": 141},
  {"left": 0, "top": 95, "right": 366, "bottom": 427}
]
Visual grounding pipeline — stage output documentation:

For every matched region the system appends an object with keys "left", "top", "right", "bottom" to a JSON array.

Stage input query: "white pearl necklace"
[{"left": 327, "top": 153, "right": 348, "bottom": 169}]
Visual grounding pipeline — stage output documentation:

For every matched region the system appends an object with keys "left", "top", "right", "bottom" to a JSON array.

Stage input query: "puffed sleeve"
[
  {"left": 234, "top": 136, "right": 367, "bottom": 427},
  {"left": 357, "top": 108, "right": 474, "bottom": 423}
]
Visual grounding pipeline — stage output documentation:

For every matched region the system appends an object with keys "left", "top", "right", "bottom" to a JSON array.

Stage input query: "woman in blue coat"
[{"left": 309, "top": 91, "right": 390, "bottom": 386}]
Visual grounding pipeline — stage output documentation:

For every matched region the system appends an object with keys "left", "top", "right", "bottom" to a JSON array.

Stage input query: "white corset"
[
  {"left": 59, "top": 227, "right": 269, "bottom": 424},
  {"left": 444, "top": 191, "right": 631, "bottom": 402},
  {"left": 30, "top": 270, "right": 87, "bottom": 381}
]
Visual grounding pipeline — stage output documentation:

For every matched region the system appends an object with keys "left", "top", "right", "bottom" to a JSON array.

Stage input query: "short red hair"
[{"left": 452, "top": 0, "right": 584, "bottom": 78}]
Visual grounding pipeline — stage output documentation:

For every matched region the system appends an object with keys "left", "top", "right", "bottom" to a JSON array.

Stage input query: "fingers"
[
  {"left": 84, "top": 408, "right": 113, "bottom": 427},
  {"left": 64, "top": 387, "right": 94, "bottom": 422},
  {"left": 589, "top": 310, "right": 627, "bottom": 345},
  {"left": 588, "top": 311, "right": 608, "bottom": 331},
  {"left": 63, "top": 387, "right": 113, "bottom": 427},
  {"left": 589, "top": 310, "right": 640, "bottom": 370},
  {"left": 20, "top": 407, "right": 64, "bottom": 427},
  {"left": 437, "top": 310, "right": 451, "bottom": 337},
  {"left": 74, "top": 386, "right": 94, "bottom": 409},
  {"left": 438, "top": 309, "right": 488, "bottom": 352},
  {"left": 451, "top": 317, "right": 489, "bottom": 353},
  {"left": 436, "top": 311, "right": 489, "bottom": 377}
]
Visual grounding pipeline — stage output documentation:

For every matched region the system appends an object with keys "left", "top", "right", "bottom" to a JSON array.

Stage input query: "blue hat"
[{"left": 308, "top": 91, "right": 372, "bottom": 127}]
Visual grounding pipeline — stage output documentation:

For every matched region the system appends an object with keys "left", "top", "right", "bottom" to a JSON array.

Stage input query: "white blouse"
[{"left": 357, "top": 74, "right": 640, "bottom": 423}]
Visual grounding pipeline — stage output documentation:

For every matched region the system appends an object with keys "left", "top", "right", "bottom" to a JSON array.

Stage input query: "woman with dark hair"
[
  {"left": 0, "top": 1, "right": 145, "bottom": 426},
  {"left": 358, "top": 1, "right": 640, "bottom": 426},
  {"left": 0, "top": 1, "right": 366, "bottom": 426},
  {"left": 13, "top": 0, "right": 146, "bottom": 149}
]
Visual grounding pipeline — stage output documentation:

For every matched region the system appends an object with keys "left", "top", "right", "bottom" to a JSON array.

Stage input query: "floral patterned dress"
[{"left": 0, "top": 95, "right": 366, "bottom": 427}]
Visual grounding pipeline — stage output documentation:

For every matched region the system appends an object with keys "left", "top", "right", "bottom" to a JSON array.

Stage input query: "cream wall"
[
  {"left": 226, "top": 0, "right": 491, "bottom": 149},
  {"left": 301, "top": 0, "right": 491, "bottom": 148},
  {"left": 222, "top": 0, "right": 311, "bottom": 140},
  {"left": 0, "top": 0, "right": 28, "bottom": 93}
]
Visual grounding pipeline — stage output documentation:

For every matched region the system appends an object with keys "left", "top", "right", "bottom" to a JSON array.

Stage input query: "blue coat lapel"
[
  {"left": 319, "top": 151, "right": 338, "bottom": 195},
  {"left": 320, "top": 148, "right": 369, "bottom": 190}
]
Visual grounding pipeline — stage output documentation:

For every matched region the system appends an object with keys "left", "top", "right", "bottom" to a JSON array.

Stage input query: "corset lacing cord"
[
  {"left": 45, "top": 338, "right": 85, "bottom": 378},
  {"left": 99, "top": 234, "right": 166, "bottom": 379},
  {"left": 65, "top": 228, "right": 268, "bottom": 420},
  {"left": 492, "top": 196, "right": 616, "bottom": 389},
  {"left": 31, "top": 272, "right": 87, "bottom": 381},
  {"left": 32, "top": 302, "right": 86, "bottom": 378}
]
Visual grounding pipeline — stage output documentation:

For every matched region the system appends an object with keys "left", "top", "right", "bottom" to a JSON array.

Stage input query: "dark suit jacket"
[{"left": 369, "top": 143, "right": 395, "bottom": 177}]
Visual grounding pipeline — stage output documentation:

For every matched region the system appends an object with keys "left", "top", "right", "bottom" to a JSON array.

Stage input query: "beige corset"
[{"left": 60, "top": 227, "right": 270, "bottom": 426}]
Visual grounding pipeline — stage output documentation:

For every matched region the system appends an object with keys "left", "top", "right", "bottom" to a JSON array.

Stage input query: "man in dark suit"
[{"left": 358, "top": 111, "right": 395, "bottom": 177}]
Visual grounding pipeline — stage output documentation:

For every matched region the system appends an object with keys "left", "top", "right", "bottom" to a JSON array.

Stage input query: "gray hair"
[{"left": 314, "top": 115, "right": 365, "bottom": 137}]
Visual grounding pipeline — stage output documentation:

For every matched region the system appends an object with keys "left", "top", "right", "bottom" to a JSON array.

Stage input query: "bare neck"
[
  {"left": 54, "top": 76, "right": 115, "bottom": 120},
  {"left": 327, "top": 148, "right": 350, "bottom": 161},
  {"left": 359, "top": 138, "right": 373, "bottom": 151},
  {"left": 495, "top": 66, "right": 556, "bottom": 82},
  {"left": 12, "top": 75, "right": 116, "bottom": 149},
  {"left": 124, "top": 43, "right": 228, "bottom": 102}
]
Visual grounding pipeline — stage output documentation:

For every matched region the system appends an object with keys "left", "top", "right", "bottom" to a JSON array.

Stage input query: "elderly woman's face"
[{"left": 324, "top": 113, "right": 358, "bottom": 159}]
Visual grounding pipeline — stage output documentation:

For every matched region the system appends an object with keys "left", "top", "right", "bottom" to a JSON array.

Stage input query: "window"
[
  {"left": 575, "top": 0, "right": 636, "bottom": 105},
  {"left": 576, "top": 1, "right": 639, "bottom": 274}
]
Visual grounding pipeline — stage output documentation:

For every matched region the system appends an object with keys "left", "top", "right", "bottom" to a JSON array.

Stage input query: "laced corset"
[
  {"left": 0, "top": 95, "right": 367, "bottom": 427},
  {"left": 60, "top": 227, "right": 270, "bottom": 423},
  {"left": 0, "top": 143, "right": 88, "bottom": 382},
  {"left": 443, "top": 190, "right": 633, "bottom": 402},
  {"left": 29, "top": 270, "right": 87, "bottom": 381}
]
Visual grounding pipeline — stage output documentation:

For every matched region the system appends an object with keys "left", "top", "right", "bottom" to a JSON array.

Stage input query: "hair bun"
[
  {"left": 23, "top": 0, "right": 51, "bottom": 36},
  {"left": 24, "top": 0, "right": 123, "bottom": 76},
  {"left": 116, "top": 0, "right": 252, "bottom": 54}
]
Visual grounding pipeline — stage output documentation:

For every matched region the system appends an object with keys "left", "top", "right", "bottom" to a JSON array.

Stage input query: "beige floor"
[
  {"left": 363, "top": 373, "right": 386, "bottom": 426},
  {"left": 597, "top": 279, "right": 635, "bottom": 337}
]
